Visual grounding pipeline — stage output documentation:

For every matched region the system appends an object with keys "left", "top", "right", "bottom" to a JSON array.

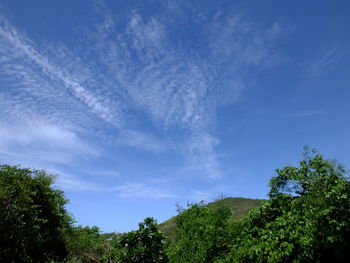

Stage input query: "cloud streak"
[
  {"left": 54, "top": 169, "right": 175, "bottom": 199},
  {"left": 0, "top": 1, "right": 282, "bottom": 182},
  {"left": 304, "top": 47, "right": 343, "bottom": 76},
  {"left": 292, "top": 110, "right": 325, "bottom": 117},
  {"left": 0, "top": 123, "right": 97, "bottom": 167},
  {"left": 0, "top": 16, "right": 121, "bottom": 126}
]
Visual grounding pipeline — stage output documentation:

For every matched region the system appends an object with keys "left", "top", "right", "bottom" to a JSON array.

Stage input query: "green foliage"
[
  {"left": 268, "top": 147, "right": 347, "bottom": 198},
  {"left": 65, "top": 225, "right": 121, "bottom": 263},
  {"left": 159, "top": 197, "right": 265, "bottom": 244},
  {"left": 167, "top": 201, "right": 232, "bottom": 263},
  {"left": 0, "top": 164, "right": 73, "bottom": 263},
  {"left": 119, "top": 217, "right": 168, "bottom": 263},
  {"left": 103, "top": 232, "right": 122, "bottom": 240},
  {"left": 208, "top": 197, "right": 266, "bottom": 220},
  {"left": 223, "top": 149, "right": 350, "bottom": 262},
  {"left": 1, "top": 148, "right": 349, "bottom": 262}
]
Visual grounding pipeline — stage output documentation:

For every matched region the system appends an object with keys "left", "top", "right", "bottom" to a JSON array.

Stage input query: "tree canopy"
[
  {"left": 0, "top": 165, "right": 72, "bottom": 262},
  {"left": 1, "top": 148, "right": 349, "bottom": 262},
  {"left": 119, "top": 217, "right": 168, "bottom": 263},
  {"left": 223, "top": 149, "right": 350, "bottom": 262}
]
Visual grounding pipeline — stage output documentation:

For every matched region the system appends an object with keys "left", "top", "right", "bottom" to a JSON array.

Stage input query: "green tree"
[
  {"left": 167, "top": 201, "right": 232, "bottom": 263},
  {"left": 119, "top": 217, "right": 168, "bottom": 263},
  {"left": 223, "top": 149, "right": 350, "bottom": 262},
  {"left": 65, "top": 225, "right": 121, "bottom": 263},
  {"left": 0, "top": 164, "right": 73, "bottom": 262}
]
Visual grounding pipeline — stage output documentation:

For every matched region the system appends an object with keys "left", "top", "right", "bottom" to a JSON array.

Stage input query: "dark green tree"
[
  {"left": 119, "top": 217, "right": 168, "bottom": 263},
  {"left": 0, "top": 164, "right": 73, "bottom": 262}
]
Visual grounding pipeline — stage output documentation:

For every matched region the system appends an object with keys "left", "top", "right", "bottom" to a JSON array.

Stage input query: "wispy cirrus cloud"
[
  {"left": 54, "top": 169, "right": 175, "bottom": 199},
  {"left": 112, "top": 182, "right": 176, "bottom": 199},
  {"left": 304, "top": 47, "right": 343, "bottom": 76},
  {"left": 292, "top": 109, "right": 325, "bottom": 117},
  {"left": 53, "top": 170, "right": 107, "bottom": 192},
  {"left": 96, "top": 5, "right": 282, "bottom": 179},
  {"left": 0, "top": 16, "right": 122, "bottom": 127},
  {"left": 0, "top": 14, "right": 166, "bottom": 155},
  {"left": 0, "top": 123, "right": 97, "bottom": 166},
  {"left": 0, "top": 0, "right": 283, "bottom": 184}
]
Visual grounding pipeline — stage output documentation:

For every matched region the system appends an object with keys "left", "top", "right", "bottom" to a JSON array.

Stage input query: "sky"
[{"left": 0, "top": 0, "right": 349, "bottom": 233}]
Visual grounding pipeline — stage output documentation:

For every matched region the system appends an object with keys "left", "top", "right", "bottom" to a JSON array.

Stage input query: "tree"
[
  {"left": 268, "top": 147, "right": 348, "bottom": 198},
  {"left": 119, "top": 217, "right": 168, "bottom": 263},
  {"left": 167, "top": 201, "right": 232, "bottom": 263},
  {"left": 65, "top": 225, "right": 121, "bottom": 263},
  {"left": 0, "top": 164, "right": 73, "bottom": 262},
  {"left": 223, "top": 149, "right": 350, "bottom": 262}
]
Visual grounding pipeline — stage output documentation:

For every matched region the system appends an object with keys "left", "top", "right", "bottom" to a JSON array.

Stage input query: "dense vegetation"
[
  {"left": 0, "top": 165, "right": 72, "bottom": 262},
  {"left": 159, "top": 197, "right": 265, "bottom": 243},
  {"left": 1, "top": 149, "right": 349, "bottom": 262}
]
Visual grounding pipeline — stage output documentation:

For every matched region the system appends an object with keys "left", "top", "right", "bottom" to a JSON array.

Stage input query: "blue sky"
[{"left": 0, "top": 0, "right": 349, "bottom": 232}]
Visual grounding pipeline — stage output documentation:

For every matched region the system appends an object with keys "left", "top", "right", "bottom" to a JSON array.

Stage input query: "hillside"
[{"left": 159, "top": 197, "right": 266, "bottom": 242}]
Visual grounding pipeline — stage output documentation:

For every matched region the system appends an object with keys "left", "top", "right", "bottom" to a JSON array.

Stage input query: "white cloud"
[
  {"left": 117, "top": 129, "right": 166, "bottom": 152},
  {"left": 53, "top": 169, "right": 106, "bottom": 192},
  {"left": 112, "top": 183, "right": 176, "bottom": 199},
  {"left": 0, "top": 15, "right": 166, "bottom": 153},
  {"left": 83, "top": 169, "right": 120, "bottom": 178},
  {"left": 293, "top": 110, "right": 325, "bottom": 117},
  {"left": 0, "top": 2, "right": 283, "bottom": 180},
  {"left": 127, "top": 12, "right": 166, "bottom": 59},
  {"left": 115, "top": 8, "right": 282, "bottom": 178},
  {"left": 0, "top": 17, "right": 121, "bottom": 126},
  {"left": 304, "top": 47, "right": 343, "bottom": 76},
  {"left": 182, "top": 131, "right": 221, "bottom": 180},
  {"left": 53, "top": 169, "right": 175, "bottom": 199},
  {"left": 0, "top": 123, "right": 97, "bottom": 166}
]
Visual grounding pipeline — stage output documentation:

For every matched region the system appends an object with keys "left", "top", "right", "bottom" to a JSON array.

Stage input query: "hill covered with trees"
[
  {"left": 1, "top": 149, "right": 350, "bottom": 262},
  {"left": 159, "top": 197, "right": 266, "bottom": 243}
]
